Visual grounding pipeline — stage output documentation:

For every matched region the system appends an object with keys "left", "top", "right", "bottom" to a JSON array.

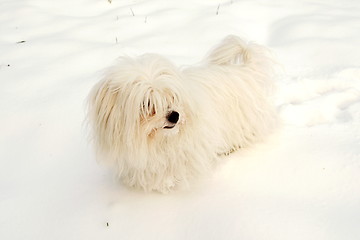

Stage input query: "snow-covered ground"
[{"left": 1, "top": 0, "right": 360, "bottom": 239}]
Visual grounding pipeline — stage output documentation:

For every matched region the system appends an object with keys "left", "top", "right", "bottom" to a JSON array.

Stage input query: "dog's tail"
[{"left": 205, "top": 35, "right": 274, "bottom": 70}]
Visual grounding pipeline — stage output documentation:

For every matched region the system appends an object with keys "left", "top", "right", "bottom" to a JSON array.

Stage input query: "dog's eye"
[
  {"left": 142, "top": 100, "right": 156, "bottom": 117},
  {"left": 149, "top": 106, "right": 156, "bottom": 116}
]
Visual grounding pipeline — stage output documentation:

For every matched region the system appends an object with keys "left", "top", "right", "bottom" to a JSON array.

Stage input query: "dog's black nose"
[{"left": 167, "top": 111, "right": 179, "bottom": 124}]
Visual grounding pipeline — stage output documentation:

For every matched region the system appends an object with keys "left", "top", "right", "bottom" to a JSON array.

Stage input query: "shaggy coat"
[{"left": 87, "top": 36, "right": 277, "bottom": 192}]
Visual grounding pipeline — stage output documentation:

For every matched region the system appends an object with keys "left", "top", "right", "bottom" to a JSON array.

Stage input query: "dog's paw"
[{"left": 155, "top": 178, "right": 176, "bottom": 193}]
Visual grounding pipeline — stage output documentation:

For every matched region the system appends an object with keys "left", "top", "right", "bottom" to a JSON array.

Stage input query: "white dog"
[{"left": 87, "top": 36, "right": 277, "bottom": 192}]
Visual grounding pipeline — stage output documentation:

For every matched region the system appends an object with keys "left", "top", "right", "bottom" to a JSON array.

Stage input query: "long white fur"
[{"left": 87, "top": 35, "right": 277, "bottom": 192}]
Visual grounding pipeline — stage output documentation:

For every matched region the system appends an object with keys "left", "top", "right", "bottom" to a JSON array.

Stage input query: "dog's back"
[{"left": 183, "top": 36, "right": 278, "bottom": 153}]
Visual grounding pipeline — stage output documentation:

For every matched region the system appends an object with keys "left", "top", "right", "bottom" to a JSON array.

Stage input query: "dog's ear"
[{"left": 88, "top": 79, "right": 120, "bottom": 149}]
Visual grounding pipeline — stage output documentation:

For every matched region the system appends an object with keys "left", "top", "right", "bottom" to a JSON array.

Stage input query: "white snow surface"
[{"left": 1, "top": 0, "right": 360, "bottom": 239}]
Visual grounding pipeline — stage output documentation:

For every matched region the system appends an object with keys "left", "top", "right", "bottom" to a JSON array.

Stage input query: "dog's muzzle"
[{"left": 164, "top": 111, "right": 179, "bottom": 129}]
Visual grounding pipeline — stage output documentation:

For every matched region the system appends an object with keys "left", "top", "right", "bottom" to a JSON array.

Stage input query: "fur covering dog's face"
[{"left": 90, "top": 55, "right": 190, "bottom": 141}]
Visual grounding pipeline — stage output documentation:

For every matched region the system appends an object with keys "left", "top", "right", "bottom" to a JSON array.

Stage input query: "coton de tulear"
[{"left": 87, "top": 36, "right": 277, "bottom": 192}]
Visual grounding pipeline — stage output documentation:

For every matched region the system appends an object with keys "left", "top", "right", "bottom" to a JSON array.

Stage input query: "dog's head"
[
  {"left": 88, "top": 54, "right": 192, "bottom": 156},
  {"left": 139, "top": 86, "right": 185, "bottom": 138}
]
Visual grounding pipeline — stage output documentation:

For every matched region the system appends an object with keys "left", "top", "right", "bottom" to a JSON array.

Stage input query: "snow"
[{"left": 1, "top": 0, "right": 360, "bottom": 239}]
